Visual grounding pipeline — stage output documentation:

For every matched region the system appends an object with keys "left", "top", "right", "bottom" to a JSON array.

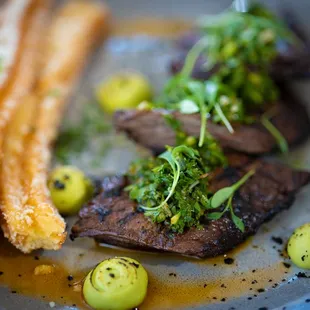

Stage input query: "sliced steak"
[
  {"left": 71, "top": 156, "right": 310, "bottom": 258},
  {"left": 114, "top": 90, "right": 310, "bottom": 154}
]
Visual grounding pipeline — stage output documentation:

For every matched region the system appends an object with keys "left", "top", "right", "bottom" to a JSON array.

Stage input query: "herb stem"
[
  {"left": 261, "top": 116, "right": 288, "bottom": 153},
  {"left": 180, "top": 38, "right": 208, "bottom": 78},
  {"left": 214, "top": 103, "right": 234, "bottom": 133},
  {"left": 189, "top": 180, "right": 200, "bottom": 191},
  {"left": 198, "top": 98, "right": 207, "bottom": 147},
  {"left": 231, "top": 169, "right": 255, "bottom": 191}
]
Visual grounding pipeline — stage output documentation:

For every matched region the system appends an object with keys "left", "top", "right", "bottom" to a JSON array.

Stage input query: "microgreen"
[
  {"left": 180, "top": 38, "right": 208, "bottom": 78},
  {"left": 207, "top": 169, "right": 255, "bottom": 231},
  {"left": 210, "top": 169, "right": 255, "bottom": 209},
  {"left": 261, "top": 115, "right": 288, "bottom": 154}
]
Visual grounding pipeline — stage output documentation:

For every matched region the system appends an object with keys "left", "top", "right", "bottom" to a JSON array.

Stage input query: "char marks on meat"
[
  {"left": 114, "top": 88, "right": 310, "bottom": 154},
  {"left": 71, "top": 155, "right": 310, "bottom": 258}
]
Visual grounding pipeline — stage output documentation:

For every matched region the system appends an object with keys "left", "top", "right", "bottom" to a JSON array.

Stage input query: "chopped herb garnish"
[
  {"left": 126, "top": 145, "right": 210, "bottom": 233},
  {"left": 54, "top": 100, "right": 111, "bottom": 164},
  {"left": 127, "top": 142, "right": 253, "bottom": 232}
]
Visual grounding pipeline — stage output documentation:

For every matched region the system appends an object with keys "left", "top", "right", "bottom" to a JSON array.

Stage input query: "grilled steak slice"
[
  {"left": 71, "top": 155, "right": 310, "bottom": 258},
  {"left": 114, "top": 90, "right": 310, "bottom": 154}
]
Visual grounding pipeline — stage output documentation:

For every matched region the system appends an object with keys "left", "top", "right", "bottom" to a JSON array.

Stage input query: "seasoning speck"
[
  {"left": 204, "top": 284, "right": 207, "bottom": 288},
  {"left": 224, "top": 257, "right": 234, "bottom": 265},
  {"left": 0, "top": 271, "right": 3, "bottom": 276},
  {"left": 109, "top": 273, "right": 115, "bottom": 278},
  {"left": 257, "top": 288, "right": 265, "bottom": 293},
  {"left": 296, "top": 272, "right": 309, "bottom": 278},
  {"left": 54, "top": 180, "right": 65, "bottom": 190},
  {"left": 282, "top": 262, "right": 291, "bottom": 269},
  {"left": 11, "top": 290, "right": 17, "bottom": 294},
  {"left": 221, "top": 298, "right": 226, "bottom": 302},
  {"left": 67, "top": 275, "right": 74, "bottom": 281},
  {"left": 34, "top": 256, "right": 39, "bottom": 260},
  {"left": 130, "top": 262, "right": 139, "bottom": 268},
  {"left": 305, "top": 299, "right": 310, "bottom": 303},
  {"left": 258, "top": 307, "right": 268, "bottom": 310},
  {"left": 271, "top": 236, "right": 283, "bottom": 245},
  {"left": 252, "top": 269, "right": 256, "bottom": 273}
]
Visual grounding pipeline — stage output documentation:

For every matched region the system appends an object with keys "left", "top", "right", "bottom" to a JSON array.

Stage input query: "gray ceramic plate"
[{"left": 1, "top": 0, "right": 310, "bottom": 309}]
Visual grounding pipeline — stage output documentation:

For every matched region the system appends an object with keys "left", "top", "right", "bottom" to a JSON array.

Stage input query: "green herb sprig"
[
  {"left": 207, "top": 169, "right": 255, "bottom": 231},
  {"left": 261, "top": 115, "right": 288, "bottom": 153}
]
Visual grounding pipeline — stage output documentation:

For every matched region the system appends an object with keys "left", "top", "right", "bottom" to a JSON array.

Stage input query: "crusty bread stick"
[
  {"left": 0, "top": 0, "right": 49, "bottom": 132},
  {"left": 0, "top": 0, "right": 51, "bottom": 249},
  {"left": 0, "top": 0, "right": 36, "bottom": 90},
  {"left": 1, "top": 0, "right": 109, "bottom": 253}
]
